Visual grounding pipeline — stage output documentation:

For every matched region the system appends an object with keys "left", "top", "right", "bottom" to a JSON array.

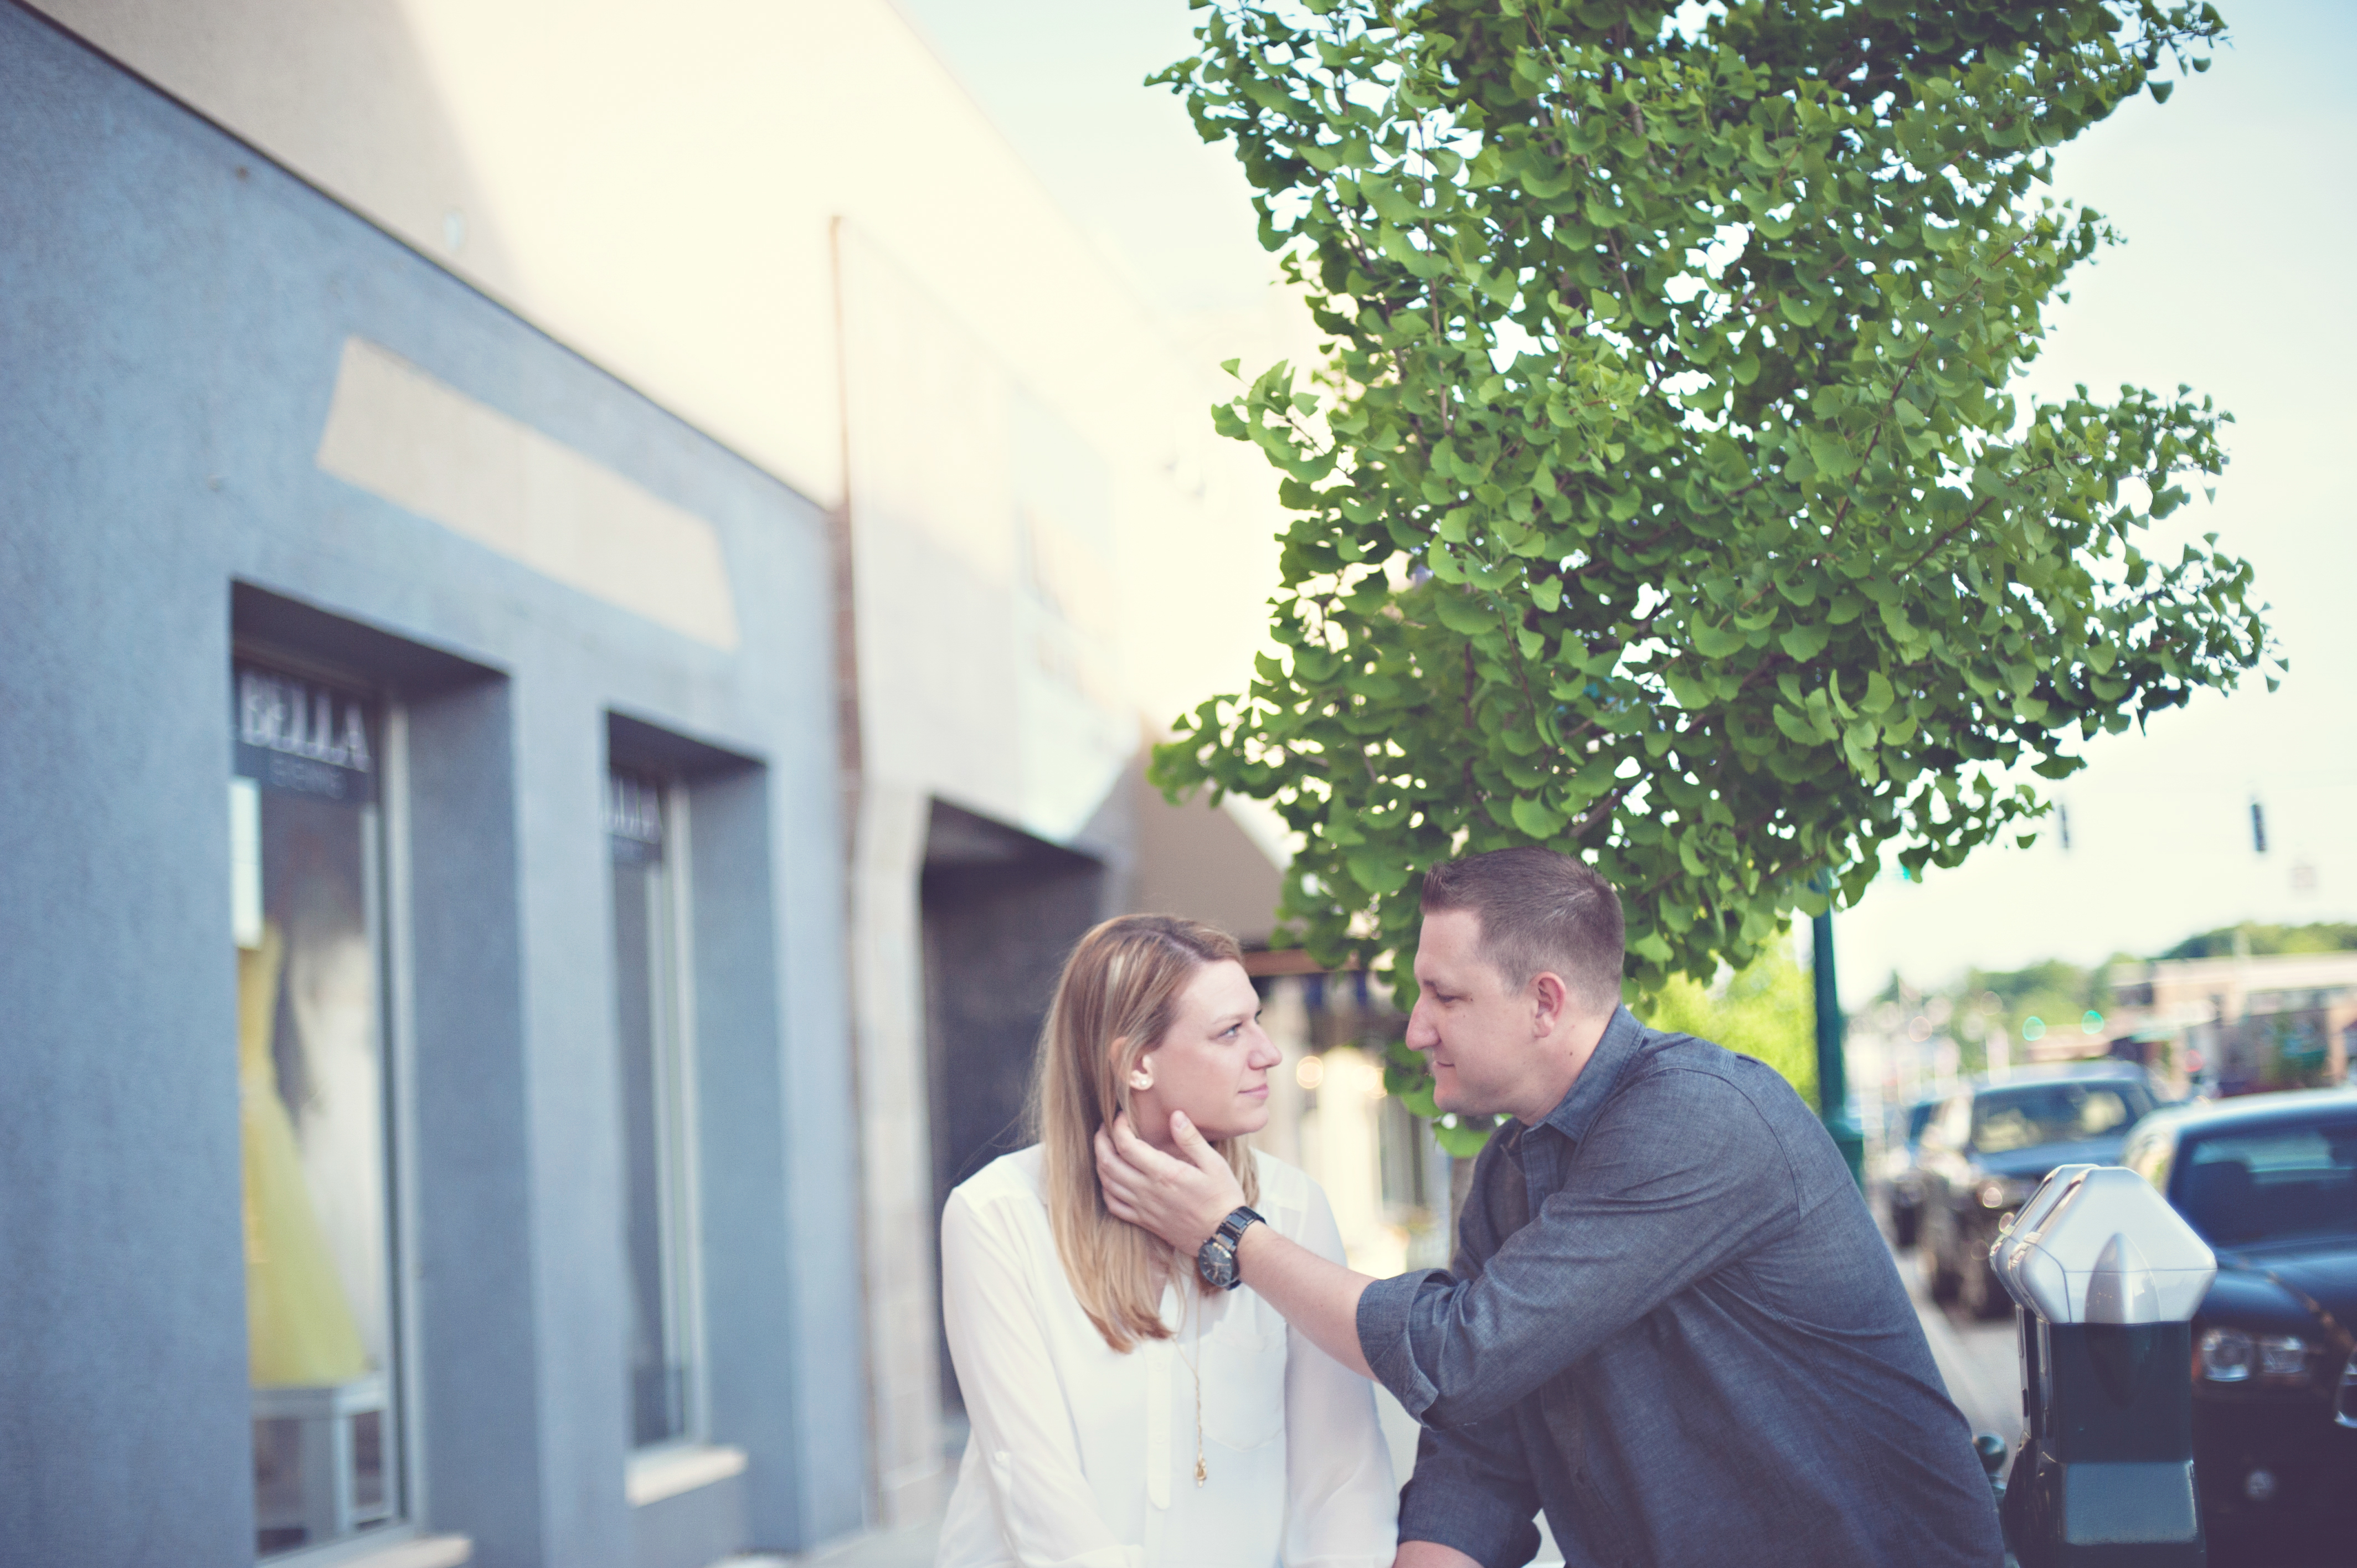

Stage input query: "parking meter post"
[
  {"left": 1974, "top": 1432, "right": 2009, "bottom": 1503},
  {"left": 1989, "top": 1167, "right": 2218, "bottom": 1567},
  {"left": 1810, "top": 904, "right": 1865, "bottom": 1187}
]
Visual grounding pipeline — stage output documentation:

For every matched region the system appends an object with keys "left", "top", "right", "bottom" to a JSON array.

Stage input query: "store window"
[
  {"left": 608, "top": 769, "right": 699, "bottom": 1450},
  {"left": 231, "top": 662, "right": 401, "bottom": 1557}
]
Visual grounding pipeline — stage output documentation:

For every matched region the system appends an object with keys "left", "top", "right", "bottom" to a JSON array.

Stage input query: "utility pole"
[{"left": 1812, "top": 903, "right": 1866, "bottom": 1187}]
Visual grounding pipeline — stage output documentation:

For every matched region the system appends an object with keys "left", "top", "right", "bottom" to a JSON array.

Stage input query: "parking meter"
[{"left": 1989, "top": 1165, "right": 2218, "bottom": 1566}]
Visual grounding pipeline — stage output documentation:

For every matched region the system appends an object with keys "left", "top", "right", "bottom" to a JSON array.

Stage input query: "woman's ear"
[{"left": 1127, "top": 1046, "right": 1155, "bottom": 1092}]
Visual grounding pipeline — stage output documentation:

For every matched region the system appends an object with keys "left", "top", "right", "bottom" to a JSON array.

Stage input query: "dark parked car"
[
  {"left": 2122, "top": 1089, "right": 2357, "bottom": 1557},
  {"left": 1879, "top": 1098, "right": 1941, "bottom": 1248},
  {"left": 1916, "top": 1064, "right": 2158, "bottom": 1318}
]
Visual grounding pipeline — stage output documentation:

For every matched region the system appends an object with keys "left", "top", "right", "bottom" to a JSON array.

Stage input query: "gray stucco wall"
[{"left": 0, "top": 6, "right": 867, "bottom": 1564}]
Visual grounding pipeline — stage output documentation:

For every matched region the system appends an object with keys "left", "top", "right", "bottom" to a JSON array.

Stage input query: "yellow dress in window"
[{"left": 240, "top": 922, "right": 368, "bottom": 1388}]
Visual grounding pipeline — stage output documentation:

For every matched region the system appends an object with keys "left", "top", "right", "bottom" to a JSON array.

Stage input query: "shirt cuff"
[
  {"left": 1355, "top": 1267, "right": 1447, "bottom": 1420},
  {"left": 1399, "top": 1478, "right": 1543, "bottom": 1568}
]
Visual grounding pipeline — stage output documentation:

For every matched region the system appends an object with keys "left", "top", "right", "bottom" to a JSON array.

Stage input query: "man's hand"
[
  {"left": 1099, "top": 1108, "right": 1380, "bottom": 1380},
  {"left": 1093, "top": 1111, "right": 1244, "bottom": 1255}
]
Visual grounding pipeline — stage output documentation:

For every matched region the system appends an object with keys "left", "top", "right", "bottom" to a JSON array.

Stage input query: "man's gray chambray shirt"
[{"left": 1356, "top": 1007, "right": 2004, "bottom": 1568}]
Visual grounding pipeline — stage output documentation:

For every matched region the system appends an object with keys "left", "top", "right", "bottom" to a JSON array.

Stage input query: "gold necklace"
[{"left": 1172, "top": 1287, "right": 1208, "bottom": 1487}]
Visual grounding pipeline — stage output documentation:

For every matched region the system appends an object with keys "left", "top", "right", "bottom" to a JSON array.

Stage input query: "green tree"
[
  {"left": 1644, "top": 945, "right": 1817, "bottom": 1100},
  {"left": 1957, "top": 958, "right": 2108, "bottom": 1065},
  {"left": 2160, "top": 921, "right": 2357, "bottom": 960},
  {"left": 1152, "top": 1, "right": 2275, "bottom": 1063}
]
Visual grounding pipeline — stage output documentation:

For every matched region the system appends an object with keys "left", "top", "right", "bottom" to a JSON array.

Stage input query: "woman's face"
[{"left": 1130, "top": 959, "right": 1280, "bottom": 1148}]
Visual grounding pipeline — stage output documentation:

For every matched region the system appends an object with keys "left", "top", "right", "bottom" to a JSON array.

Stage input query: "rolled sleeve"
[
  {"left": 1359, "top": 1138, "right": 1543, "bottom": 1568},
  {"left": 1354, "top": 1267, "right": 1446, "bottom": 1419},
  {"left": 1396, "top": 1415, "right": 1544, "bottom": 1568}
]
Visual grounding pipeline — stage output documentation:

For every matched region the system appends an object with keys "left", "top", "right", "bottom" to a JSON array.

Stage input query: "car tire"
[
  {"left": 1922, "top": 1232, "right": 1960, "bottom": 1303},
  {"left": 1959, "top": 1252, "right": 2008, "bottom": 1320}
]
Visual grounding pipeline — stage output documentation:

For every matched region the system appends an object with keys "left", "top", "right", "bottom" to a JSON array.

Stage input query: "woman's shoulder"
[
  {"left": 945, "top": 1144, "right": 1048, "bottom": 1219},
  {"left": 1247, "top": 1148, "right": 1325, "bottom": 1231}
]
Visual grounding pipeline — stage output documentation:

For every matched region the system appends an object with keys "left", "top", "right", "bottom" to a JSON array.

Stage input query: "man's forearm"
[
  {"left": 1234, "top": 1222, "right": 1376, "bottom": 1380},
  {"left": 1393, "top": 1543, "right": 1484, "bottom": 1568}
]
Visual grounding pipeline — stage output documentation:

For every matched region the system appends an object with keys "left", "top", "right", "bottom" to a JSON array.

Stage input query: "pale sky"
[{"left": 897, "top": 1, "right": 2357, "bottom": 1005}]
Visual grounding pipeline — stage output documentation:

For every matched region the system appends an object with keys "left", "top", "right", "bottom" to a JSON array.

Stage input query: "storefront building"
[
  {"left": 0, "top": 0, "right": 1327, "bottom": 1561},
  {"left": 0, "top": 7, "right": 864, "bottom": 1565}
]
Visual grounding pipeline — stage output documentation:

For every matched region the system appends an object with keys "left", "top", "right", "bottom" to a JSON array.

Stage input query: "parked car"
[
  {"left": 1915, "top": 1064, "right": 2158, "bottom": 1318},
  {"left": 1879, "top": 1098, "right": 1941, "bottom": 1248},
  {"left": 2122, "top": 1088, "right": 2357, "bottom": 1557}
]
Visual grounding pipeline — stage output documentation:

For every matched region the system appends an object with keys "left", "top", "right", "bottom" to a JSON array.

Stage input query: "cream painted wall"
[
  {"left": 32, "top": 0, "right": 1301, "bottom": 819},
  {"left": 837, "top": 222, "right": 1155, "bottom": 847},
  {"left": 29, "top": 0, "right": 1122, "bottom": 503},
  {"left": 316, "top": 338, "right": 742, "bottom": 648}
]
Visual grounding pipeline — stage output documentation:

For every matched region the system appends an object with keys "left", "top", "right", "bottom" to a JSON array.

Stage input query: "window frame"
[
  {"left": 229, "top": 646, "right": 433, "bottom": 1568},
  {"left": 608, "top": 772, "right": 712, "bottom": 1457}
]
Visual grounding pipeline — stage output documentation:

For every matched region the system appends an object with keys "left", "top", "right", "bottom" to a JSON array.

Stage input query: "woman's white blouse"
[{"left": 935, "top": 1146, "right": 1398, "bottom": 1568}]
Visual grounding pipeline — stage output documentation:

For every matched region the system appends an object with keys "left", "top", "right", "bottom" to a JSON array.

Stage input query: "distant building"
[{"left": 2107, "top": 952, "right": 2357, "bottom": 1097}]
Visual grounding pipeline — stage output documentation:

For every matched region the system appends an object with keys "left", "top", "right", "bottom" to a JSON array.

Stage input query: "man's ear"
[{"left": 1529, "top": 971, "right": 1571, "bottom": 1036}]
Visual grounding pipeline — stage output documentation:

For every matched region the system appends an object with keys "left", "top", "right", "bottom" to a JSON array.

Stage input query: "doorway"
[{"left": 919, "top": 801, "right": 1104, "bottom": 1412}]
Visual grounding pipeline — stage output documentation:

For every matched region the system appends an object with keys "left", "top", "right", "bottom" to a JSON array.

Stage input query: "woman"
[{"left": 936, "top": 915, "right": 1398, "bottom": 1568}]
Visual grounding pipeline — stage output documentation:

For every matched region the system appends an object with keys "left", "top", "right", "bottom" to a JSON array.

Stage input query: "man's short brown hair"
[{"left": 1420, "top": 847, "right": 1625, "bottom": 1011}]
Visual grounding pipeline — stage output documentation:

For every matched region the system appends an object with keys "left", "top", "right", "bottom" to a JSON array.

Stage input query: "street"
[{"left": 1898, "top": 1240, "right": 2025, "bottom": 1453}]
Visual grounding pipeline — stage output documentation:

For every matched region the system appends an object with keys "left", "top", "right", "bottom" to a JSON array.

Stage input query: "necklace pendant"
[{"left": 1194, "top": 1457, "right": 1208, "bottom": 1488}]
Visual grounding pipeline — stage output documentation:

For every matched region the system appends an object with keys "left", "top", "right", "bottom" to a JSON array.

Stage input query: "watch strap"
[
  {"left": 1214, "top": 1205, "right": 1264, "bottom": 1290},
  {"left": 1194, "top": 1205, "right": 1266, "bottom": 1291},
  {"left": 1216, "top": 1205, "right": 1265, "bottom": 1247}
]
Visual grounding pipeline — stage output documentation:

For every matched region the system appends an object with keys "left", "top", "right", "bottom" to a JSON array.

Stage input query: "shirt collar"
[{"left": 1532, "top": 1004, "right": 1645, "bottom": 1144}]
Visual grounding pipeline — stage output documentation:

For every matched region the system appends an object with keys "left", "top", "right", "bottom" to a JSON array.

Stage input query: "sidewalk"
[
  {"left": 772, "top": 1265, "right": 1988, "bottom": 1568},
  {"left": 1895, "top": 1239, "right": 2023, "bottom": 1445},
  {"left": 774, "top": 1383, "right": 1565, "bottom": 1568},
  {"left": 730, "top": 1518, "right": 941, "bottom": 1568}
]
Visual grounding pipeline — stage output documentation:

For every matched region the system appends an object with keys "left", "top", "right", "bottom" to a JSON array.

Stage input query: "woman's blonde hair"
[{"left": 1033, "top": 913, "right": 1261, "bottom": 1352}]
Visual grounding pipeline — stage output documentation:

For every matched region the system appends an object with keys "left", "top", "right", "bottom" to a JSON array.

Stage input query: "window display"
[
  {"left": 232, "top": 663, "right": 399, "bottom": 1556},
  {"left": 609, "top": 769, "right": 698, "bottom": 1450}
]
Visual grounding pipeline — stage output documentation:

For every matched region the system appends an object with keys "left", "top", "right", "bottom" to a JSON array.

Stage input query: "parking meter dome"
[{"left": 1991, "top": 1166, "right": 2216, "bottom": 1325}]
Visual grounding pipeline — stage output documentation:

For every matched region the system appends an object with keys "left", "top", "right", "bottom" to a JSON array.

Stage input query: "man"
[{"left": 1098, "top": 847, "right": 2003, "bottom": 1568}]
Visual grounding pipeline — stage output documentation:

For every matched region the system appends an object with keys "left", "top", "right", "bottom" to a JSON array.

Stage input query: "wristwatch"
[{"left": 1195, "top": 1205, "right": 1265, "bottom": 1291}]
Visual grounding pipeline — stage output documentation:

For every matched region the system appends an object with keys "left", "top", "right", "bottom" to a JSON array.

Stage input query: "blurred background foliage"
[
  {"left": 1866, "top": 919, "right": 2357, "bottom": 1077},
  {"left": 2160, "top": 921, "right": 2357, "bottom": 960},
  {"left": 1645, "top": 947, "right": 1819, "bottom": 1108},
  {"left": 1381, "top": 920, "right": 2357, "bottom": 1143}
]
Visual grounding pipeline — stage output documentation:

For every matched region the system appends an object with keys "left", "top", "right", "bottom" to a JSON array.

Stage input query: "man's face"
[{"left": 1404, "top": 907, "right": 1537, "bottom": 1117}]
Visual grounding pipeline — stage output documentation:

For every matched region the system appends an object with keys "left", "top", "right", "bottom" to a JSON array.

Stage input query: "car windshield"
[
  {"left": 2176, "top": 1118, "right": 2357, "bottom": 1247},
  {"left": 1905, "top": 1101, "right": 1938, "bottom": 1146},
  {"left": 1972, "top": 1081, "right": 2152, "bottom": 1154}
]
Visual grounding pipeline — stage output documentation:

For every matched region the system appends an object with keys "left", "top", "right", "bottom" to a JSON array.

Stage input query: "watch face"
[{"left": 1198, "top": 1235, "right": 1238, "bottom": 1290}]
